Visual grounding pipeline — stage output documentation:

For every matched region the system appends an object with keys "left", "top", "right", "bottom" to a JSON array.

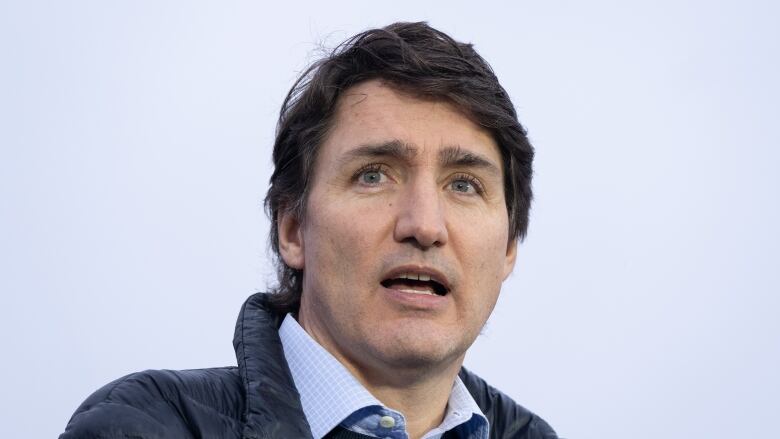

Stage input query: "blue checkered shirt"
[{"left": 279, "top": 314, "right": 489, "bottom": 439}]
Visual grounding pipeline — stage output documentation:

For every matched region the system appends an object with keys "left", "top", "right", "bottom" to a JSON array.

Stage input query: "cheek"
[
  {"left": 303, "top": 197, "right": 383, "bottom": 286},
  {"left": 450, "top": 200, "right": 509, "bottom": 256},
  {"left": 450, "top": 209, "right": 510, "bottom": 301}
]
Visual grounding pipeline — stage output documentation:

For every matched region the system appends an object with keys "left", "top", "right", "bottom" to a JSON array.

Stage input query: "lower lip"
[{"left": 380, "top": 285, "right": 449, "bottom": 310}]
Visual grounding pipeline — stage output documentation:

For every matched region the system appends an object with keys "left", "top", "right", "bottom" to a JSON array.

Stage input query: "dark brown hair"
[{"left": 264, "top": 22, "right": 534, "bottom": 314}]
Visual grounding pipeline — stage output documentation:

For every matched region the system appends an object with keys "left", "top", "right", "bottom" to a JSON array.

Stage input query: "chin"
[
  {"left": 365, "top": 329, "right": 469, "bottom": 371},
  {"left": 375, "top": 347, "right": 455, "bottom": 371}
]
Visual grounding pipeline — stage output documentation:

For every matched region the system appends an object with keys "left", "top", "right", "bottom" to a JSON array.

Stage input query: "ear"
[
  {"left": 278, "top": 210, "right": 305, "bottom": 270},
  {"left": 502, "top": 239, "right": 518, "bottom": 280}
]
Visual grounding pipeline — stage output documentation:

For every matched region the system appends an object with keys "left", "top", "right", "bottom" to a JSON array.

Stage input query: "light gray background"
[{"left": 1, "top": 1, "right": 778, "bottom": 438}]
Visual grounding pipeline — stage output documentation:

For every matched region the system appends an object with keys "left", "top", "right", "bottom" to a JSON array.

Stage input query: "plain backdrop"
[{"left": 1, "top": 1, "right": 778, "bottom": 438}]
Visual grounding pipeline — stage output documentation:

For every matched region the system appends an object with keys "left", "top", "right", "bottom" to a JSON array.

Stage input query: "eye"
[
  {"left": 353, "top": 163, "right": 390, "bottom": 186},
  {"left": 451, "top": 179, "right": 475, "bottom": 193},
  {"left": 449, "top": 174, "right": 484, "bottom": 195},
  {"left": 361, "top": 170, "right": 384, "bottom": 185}
]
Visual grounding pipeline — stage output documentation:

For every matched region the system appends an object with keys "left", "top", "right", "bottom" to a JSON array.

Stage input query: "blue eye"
[
  {"left": 451, "top": 179, "right": 475, "bottom": 193},
  {"left": 361, "top": 170, "right": 383, "bottom": 184},
  {"left": 353, "top": 163, "right": 391, "bottom": 187}
]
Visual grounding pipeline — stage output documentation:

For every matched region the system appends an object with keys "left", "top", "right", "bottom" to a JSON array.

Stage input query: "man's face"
[{"left": 279, "top": 79, "right": 517, "bottom": 379}]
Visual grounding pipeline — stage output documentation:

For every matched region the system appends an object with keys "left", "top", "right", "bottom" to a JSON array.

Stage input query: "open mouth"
[{"left": 380, "top": 273, "right": 448, "bottom": 296}]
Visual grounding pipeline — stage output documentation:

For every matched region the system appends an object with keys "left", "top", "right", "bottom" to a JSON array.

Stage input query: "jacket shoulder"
[
  {"left": 60, "top": 367, "right": 244, "bottom": 439},
  {"left": 459, "top": 367, "right": 558, "bottom": 439}
]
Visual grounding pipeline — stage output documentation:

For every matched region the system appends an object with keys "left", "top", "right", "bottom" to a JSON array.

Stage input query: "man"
[{"left": 61, "top": 22, "right": 558, "bottom": 439}]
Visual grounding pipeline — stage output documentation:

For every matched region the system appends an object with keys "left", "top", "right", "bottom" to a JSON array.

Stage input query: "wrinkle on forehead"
[{"left": 326, "top": 79, "right": 501, "bottom": 170}]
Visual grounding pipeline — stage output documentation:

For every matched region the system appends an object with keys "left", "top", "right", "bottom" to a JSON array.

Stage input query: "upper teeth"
[{"left": 398, "top": 273, "right": 432, "bottom": 282}]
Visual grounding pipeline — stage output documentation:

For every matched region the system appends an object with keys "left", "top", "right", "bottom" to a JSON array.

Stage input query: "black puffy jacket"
[{"left": 60, "top": 293, "right": 558, "bottom": 439}]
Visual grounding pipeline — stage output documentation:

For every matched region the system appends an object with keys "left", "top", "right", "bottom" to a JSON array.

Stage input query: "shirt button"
[{"left": 379, "top": 415, "right": 396, "bottom": 428}]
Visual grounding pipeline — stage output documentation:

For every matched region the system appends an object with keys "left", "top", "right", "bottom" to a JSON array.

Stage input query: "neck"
[
  {"left": 317, "top": 346, "right": 464, "bottom": 439},
  {"left": 359, "top": 361, "right": 463, "bottom": 439}
]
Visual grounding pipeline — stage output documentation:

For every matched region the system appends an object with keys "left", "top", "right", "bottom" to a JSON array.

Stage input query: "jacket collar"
[{"left": 233, "top": 293, "right": 313, "bottom": 439}]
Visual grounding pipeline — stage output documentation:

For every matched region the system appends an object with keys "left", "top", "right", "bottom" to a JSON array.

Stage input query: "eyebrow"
[
  {"left": 338, "top": 140, "right": 417, "bottom": 164},
  {"left": 338, "top": 140, "right": 501, "bottom": 176},
  {"left": 438, "top": 145, "right": 501, "bottom": 176}
]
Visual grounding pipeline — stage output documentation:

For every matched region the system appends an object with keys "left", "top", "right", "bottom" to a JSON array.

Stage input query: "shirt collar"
[{"left": 279, "top": 313, "right": 489, "bottom": 439}]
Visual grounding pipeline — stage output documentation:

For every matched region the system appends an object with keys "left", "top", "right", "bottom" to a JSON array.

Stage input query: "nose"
[{"left": 393, "top": 179, "right": 449, "bottom": 248}]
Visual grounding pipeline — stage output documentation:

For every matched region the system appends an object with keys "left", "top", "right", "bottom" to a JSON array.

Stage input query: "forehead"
[{"left": 322, "top": 80, "right": 502, "bottom": 165}]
